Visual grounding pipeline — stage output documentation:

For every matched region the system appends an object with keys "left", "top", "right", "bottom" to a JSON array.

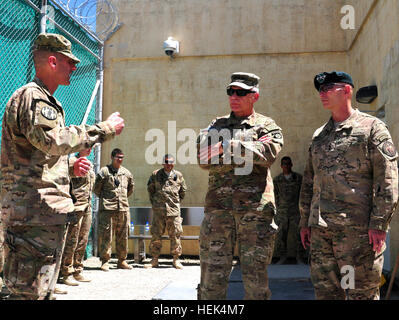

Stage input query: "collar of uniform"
[
  {"left": 228, "top": 111, "right": 256, "bottom": 126},
  {"left": 331, "top": 108, "right": 359, "bottom": 131},
  {"left": 32, "top": 76, "right": 63, "bottom": 107},
  {"left": 323, "top": 108, "right": 358, "bottom": 134},
  {"left": 279, "top": 171, "right": 298, "bottom": 180},
  {"left": 108, "top": 164, "right": 120, "bottom": 175},
  {"left": 161, "top": 168, "right": 175, "bottom": 177}
]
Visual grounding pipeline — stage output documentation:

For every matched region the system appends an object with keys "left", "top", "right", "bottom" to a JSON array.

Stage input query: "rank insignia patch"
[{"left": 41, "top": 105, "right": 57, "bottom": 120}]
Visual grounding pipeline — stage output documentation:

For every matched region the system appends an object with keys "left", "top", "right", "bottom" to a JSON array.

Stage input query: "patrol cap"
[
  {"left": 227, "top": 72, "right": 260, "bottom": 90},
  {"left": 33, "top": 33, "right": 80, "bottom": 64},
  {"left": 163, "top": 154, "right": 175, "bottom": 164},
  {"left": 314, "top": 71, "right": 354, "bottom": 91}
]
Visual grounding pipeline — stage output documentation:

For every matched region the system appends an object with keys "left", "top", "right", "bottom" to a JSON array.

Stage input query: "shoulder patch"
[
  {"left": 271, "top": 131, "right": 283, "bottom": 140},
  {"left": 34, "top": 100, "right": 59, "bottom": 128},
  {"left": 41, "top": 105, "right": 57, "bottom": 120},
  {"left": 381, "top": 141, "right": 397, "bottom": 158}
]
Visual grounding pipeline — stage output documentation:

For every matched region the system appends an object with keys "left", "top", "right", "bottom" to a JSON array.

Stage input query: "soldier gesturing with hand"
[{"left": 1, "top": 33, "right": 125, "bottom": 300}]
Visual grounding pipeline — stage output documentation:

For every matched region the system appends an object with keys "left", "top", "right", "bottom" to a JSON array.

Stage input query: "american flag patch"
[{"left": 258, "top": 135, "right": 272, "bottom": 144}]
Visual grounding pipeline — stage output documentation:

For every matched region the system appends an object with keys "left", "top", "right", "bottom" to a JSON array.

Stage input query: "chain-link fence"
[{"left": 0, "top": 0, "right": 104, "bottom": 257}]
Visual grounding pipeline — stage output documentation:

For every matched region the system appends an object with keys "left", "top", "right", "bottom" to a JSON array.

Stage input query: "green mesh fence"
[
  {"left": 0, "top": 0, "right": 102, "bottom": 258},
  {"left": 0, "top": 0, "right": 39, "bottom": 121}
]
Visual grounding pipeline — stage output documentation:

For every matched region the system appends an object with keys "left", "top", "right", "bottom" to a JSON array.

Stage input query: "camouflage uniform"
[
  {"left": 147, "top": 168, "right": 187, "bottom": 258},
  {"left": 60, "top": 156, "right": 95, "bottom": 278},
  {"left": 197, "top": 111, "right": 283, "bottom": 300},
  {"left": 93, "top": 165, "right": 134, "bottom": 263},
  {"left": 0, "top": 75, "right": 116, "bottom": 299},
  {"left": 299, "top": 109, "right": 398, "bottom": 300},
  {"left": 0, "top": 209, "right": 3, "bottom": 289},
  {"left": 273, "top": 171, "right": 305, "bottom": 259}
]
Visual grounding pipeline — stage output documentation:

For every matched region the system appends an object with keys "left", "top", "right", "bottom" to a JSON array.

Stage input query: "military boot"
[
  {"left": 73, "top": 273, "right": 92, "bottom": 282},
  {"left": 173, "top": 256, "right": 184, "bottom": 269},
  {"left": 144, "top": 257, "right": 159, "bottom": 269},
  {"left": 117, "top": 260, "right": 132, "bottom": 269},
  {"left": 100, "top": 261, "right": 110, "bottom": 272},
  {"left": 54, "top": 287, "right": 68, "bottom": 295},
  {"left": 59, "top": 275, "right": 79, "bottom": 286}
]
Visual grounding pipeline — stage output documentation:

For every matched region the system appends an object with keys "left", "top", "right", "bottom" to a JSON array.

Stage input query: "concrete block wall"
[{"left": 101, "top": 0, "right": 399, "bottom": 270}]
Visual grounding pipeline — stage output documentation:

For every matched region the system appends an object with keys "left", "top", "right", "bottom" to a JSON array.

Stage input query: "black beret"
[{"left": 314, "top": 71, "right": 354, "bottom": 91}]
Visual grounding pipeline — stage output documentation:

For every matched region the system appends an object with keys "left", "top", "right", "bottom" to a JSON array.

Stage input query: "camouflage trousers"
[
  {"left": 198, "top": 209, "right": 277, "bottom": 300},
  {"left": 0, "top": 217, "right": 5, "bottom": 290},
  {"left": 310, "top": 226, "right": 384, "bottom": 300},
  {"left": 98, "top": 210, "right": 129, "bottom": 262},
  {"left": 61, "top": 209, "right": 92, "bottom": 277},
  {"left": 274, "top": 211, "right": 305, "bottom": 258},
  {"left": 3, "top": 224, "right": 67, "bottom": 300},
  {"left": 0, "top": 217, "right": 4, "bottom": 274},
  {"left": 149, "top": 209, "right": 183, "bottom": 258}
]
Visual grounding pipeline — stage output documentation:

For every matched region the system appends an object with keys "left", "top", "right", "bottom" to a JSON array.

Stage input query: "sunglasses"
[
  {"left": 319, "top": 83, "right": 346, "bottom": 93},
  {"left": 226, "top": 88, "right": 254, "bottom": 97}
]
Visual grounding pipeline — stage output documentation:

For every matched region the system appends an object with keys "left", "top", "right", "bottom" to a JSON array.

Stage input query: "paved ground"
[
  {"left": 55, "top": 256, "right": 201, "bottom": 300},
  {"left": 1, "top": 256, "right": 399, "bottom": 300}
]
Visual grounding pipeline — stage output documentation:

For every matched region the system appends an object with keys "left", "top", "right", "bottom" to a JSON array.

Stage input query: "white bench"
[{"left": 128, "top": 234, "right": 199, "bottom": 263}]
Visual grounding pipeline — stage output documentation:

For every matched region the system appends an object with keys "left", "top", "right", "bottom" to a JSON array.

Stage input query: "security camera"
[{"left": 163, "top": 37, "right": 179, "bottom": 57}]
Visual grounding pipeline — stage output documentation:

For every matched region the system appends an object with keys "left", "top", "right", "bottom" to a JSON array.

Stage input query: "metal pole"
[
  {"left": 40, "top": 0, "right": 47, "bottom": 33},
  {"left": 81, "top": 80, "right": 100, "bottom": 125},
  {"left": 93, "top": 44, "right": 104, "bottom": 257}
]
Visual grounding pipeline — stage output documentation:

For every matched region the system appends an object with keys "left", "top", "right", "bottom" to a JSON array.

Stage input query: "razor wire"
[{"left": 52, "top": 0, "right": 121, "bottom": 41}]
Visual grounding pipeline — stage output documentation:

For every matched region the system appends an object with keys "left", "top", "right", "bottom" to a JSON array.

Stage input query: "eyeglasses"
[
  {"left": 226, "top": 88, "right": 254, "bottom": 97},
  {"left": 319, "top": 83, "right": 346, "bottom": 93}
]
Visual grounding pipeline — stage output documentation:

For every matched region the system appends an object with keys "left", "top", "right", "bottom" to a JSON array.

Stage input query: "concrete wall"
[
  {"left": 101, "top": 0, "right": 349, "bottom": 208},
  {"left": 101, "top": 0, "right": 399, "bottom": 266},
  {"left": 345, "top": 0, "right": 399, "bottom": 276}
]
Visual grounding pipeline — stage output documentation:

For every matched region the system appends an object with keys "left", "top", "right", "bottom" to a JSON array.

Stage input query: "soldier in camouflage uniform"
[
  {"left": 93, "top": 148, "right": 134, "bottom": 271},
  {"left": 273, "top": 156, "right": 305, "bottom": 264},
  {"left": 145, "top": 154, "right": 187, "bottom": 269},
  {"left": 196, "top": 72, "right": 283, "bottom": 300},
  {"left": 0, "top": 33, "right": 124, "bottom": 300},
  {"left": 299, "top": 71, "right": 398, "bottom": 300},
  {"left": 59, "top": 148, "right": 95, "bottom": 286}
]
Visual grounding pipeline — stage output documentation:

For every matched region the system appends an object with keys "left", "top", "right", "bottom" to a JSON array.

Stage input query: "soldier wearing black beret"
[{"left": 299, "top": 70, "right": 398, "bottom": 300}]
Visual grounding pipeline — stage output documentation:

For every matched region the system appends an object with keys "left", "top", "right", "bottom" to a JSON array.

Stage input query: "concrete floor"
[
  {"left": 2, "top": 258, "right": 399, "bottom": 300},
  {"left": 155, "top": 262, "right": 314, "bottom": 300}
]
